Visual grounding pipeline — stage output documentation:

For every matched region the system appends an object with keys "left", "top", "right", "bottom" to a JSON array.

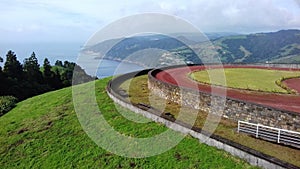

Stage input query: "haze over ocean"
[
  {"left": 0, "top": 42, "right": 81, "bottom": 64},
  {"left": 0, "top": 42, "right": 143, "bottom": 78}
]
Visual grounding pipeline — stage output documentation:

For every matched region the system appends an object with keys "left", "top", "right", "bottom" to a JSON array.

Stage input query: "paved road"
[{"left": 155, "top": 65, "right": 300, "bottom": 113}]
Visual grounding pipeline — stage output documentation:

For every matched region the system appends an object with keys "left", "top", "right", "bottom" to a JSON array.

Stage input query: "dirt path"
[
  {"left": 155, "top": 65, "right": 300, "bottom": 113},
  {"left": 284, "top": 78, "right": 300, "bottom": 94}
]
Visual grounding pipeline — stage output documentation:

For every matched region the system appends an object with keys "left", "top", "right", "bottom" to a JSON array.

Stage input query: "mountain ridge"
[{"left": 82, "top": 29, "right": 300, "bottom": 66}]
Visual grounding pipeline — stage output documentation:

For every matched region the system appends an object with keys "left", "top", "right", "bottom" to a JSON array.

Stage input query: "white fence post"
[
  {"left": 256, "top": 124, "right": 259, "bottom": 138},
  {"left": 277, "top": 130, "right": 281, "bottom": 143}
]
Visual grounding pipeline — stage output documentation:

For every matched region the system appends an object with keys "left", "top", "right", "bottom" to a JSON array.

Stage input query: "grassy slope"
[
  {"left": 189, "top": 68, "right": 300, "bottom": 93},
  {"left": 0, "top": 78, "right": 256, "bottom": 168}
]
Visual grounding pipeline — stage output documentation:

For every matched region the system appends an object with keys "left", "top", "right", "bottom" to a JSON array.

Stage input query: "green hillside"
[
  {"left": 83, "top": 34, "right": 201, "bottom": 67},
  {"left": 85, "top": 29, "right": 300, "bottom": 65},
  {"left": 0, "top": 78, "right": 256, "bottom": 168},
  {"left": 214, "top": 29, "right": 300, "bottom": 63}
]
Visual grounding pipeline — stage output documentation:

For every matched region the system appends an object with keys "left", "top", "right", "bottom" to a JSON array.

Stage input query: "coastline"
[{"left": 94, "top": 55, "right": 148, "bottom": 68}]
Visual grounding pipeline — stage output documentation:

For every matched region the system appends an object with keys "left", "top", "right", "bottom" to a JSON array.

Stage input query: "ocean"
[
  {"left": 93, "top": 59, "right": 144, "bottom": 79},
  {"left": 0, "top": 42, "right": 80, "bottom": 64},
  {"left": 0, "top": 42, "right": 144, "bottom": 78}
]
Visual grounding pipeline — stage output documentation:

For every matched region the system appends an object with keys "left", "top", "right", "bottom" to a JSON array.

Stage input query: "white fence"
[{"left": 238, "top": 121, "right": 300, "bottom": 148}]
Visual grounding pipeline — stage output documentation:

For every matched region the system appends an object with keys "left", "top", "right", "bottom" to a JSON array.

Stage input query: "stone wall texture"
[{"left": 148, "top": 67, "right": 300, "bottom": 131}]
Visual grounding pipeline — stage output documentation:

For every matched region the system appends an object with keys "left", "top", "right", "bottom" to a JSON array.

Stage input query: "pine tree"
[
  {"left": 3, "top": 50, "right": 23, "bottom": 80},
  {"left": 52, "top": 69, "right": 63, "bottom": 89},
  {"left": 55, "top": 60, "right": 63, "bottom": 67},
  {"left": 3, "top": 51, "right": 24, "bottom": 99},
  {"left": 0, "top": 56, "right": 3, "bottom": 72},
  {"left": 43, "top": 58, "right": 58, "bottom": 89},
  {"left": 43, "top": 58, "right": 52, "bottom": 79},
  {"left": 0, "top": 56, "right": 5, "bottom": 95},
  {"left": 23, "top": 52, "right": 43, "bottom": 83}
]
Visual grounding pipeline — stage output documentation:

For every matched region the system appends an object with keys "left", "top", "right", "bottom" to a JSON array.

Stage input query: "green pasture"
[{"left": 189, "top": 68, "right": 300, "bottom": 93}]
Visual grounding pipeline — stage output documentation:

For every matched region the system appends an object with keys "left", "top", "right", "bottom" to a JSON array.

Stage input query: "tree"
[
  {"left": 60, "top": 61, "right": 75, "bottom": 86},
  {"left": 0, "top": 56, "right": 6, "bottom": 95},
  {"left": 52, "top": 69, "right": 63, "bottom": 89},
  {"left": 0, "top": 56, "right": 3, "bottom": 72},
  {"left": 3, "top": 50, "right": 23, "bottom": 80},
  {"left": 55, "top": 60, "right": 63, "bottom": 67},
  {"left": 43, "top": 58, "right": 61, "bottom": 89},
  {"left": 2, "top": 51, "right": 24, "bottom": 99},
  {"left": 43, "top": 58, "right": 52, "bottom": 79},
  {"left": 23, "top": 52, "right": 43, "bottom": 83}
]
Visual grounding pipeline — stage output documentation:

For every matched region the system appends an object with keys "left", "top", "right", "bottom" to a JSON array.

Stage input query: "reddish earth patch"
[
  {"left": 155, "top": 65, "right": 300, "bottom": 113},
  {"left": 284, "top": 78, "right": 300, "bottom": 94}
]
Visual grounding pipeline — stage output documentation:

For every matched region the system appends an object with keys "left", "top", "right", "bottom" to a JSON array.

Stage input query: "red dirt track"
[
  {"left": 284, "top": 78, "right": 300, "bottom": 94},
  {"left": 155, "top": 65, "right": 300, "bottom": 113}
]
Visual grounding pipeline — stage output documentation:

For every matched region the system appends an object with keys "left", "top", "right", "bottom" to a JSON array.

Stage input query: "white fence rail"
[{"left": 238, "top": 121, "right": 300, "bottom": 148}]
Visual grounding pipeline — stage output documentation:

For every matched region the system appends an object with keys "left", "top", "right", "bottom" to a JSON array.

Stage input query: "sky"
[{"left": 0, "top": 0, "right": 300, "bottom": 43}]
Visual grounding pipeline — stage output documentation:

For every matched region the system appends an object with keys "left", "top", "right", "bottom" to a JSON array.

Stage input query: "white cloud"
[{"left": 0, "top": 0, "right": 299, "bottom": 42}]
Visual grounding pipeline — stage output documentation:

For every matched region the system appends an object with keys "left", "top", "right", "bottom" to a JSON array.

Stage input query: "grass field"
[
  {"left": 120, "top": 75, "right": 300, "bottom": 167},
  {"left": 0, "top": 77, "right": 257, "bottom": 168},
  {"left": 189, "top": 68, "right": 300, "bottom": 93}
]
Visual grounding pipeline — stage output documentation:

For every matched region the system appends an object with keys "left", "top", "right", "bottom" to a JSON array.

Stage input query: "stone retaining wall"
[{"left": 148, "top": 67, "right": 300, "bottom": 131}]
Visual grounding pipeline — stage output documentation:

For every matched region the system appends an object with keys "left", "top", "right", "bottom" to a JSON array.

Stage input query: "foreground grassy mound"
[
  {"left": 189, "top": 68, "right": 300, "bottom": 93},
  {"left": 0, "top": 78, "right": 255, "bottom": 168}
]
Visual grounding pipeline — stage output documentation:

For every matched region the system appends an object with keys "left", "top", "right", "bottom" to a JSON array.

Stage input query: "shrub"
[
  {"left": 0, "top": 96, "right": 18, "bottom": 116},
  {"left": 275, "top": 76, "right": 299, "bottom": 94}
]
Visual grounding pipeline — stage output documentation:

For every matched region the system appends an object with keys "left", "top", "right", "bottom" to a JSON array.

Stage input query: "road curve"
[{"left": 155, "top": 65, "right": 300, "bottom": 113}]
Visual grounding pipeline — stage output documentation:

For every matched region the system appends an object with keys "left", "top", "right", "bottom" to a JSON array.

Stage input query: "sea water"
[{"left": 0, "top": 42, "right": 144, "bottom": 78}]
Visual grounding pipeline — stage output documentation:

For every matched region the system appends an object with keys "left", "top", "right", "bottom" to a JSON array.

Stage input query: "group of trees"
[{"left": 0, "top": 50, "right": 95, "bottom": 101}]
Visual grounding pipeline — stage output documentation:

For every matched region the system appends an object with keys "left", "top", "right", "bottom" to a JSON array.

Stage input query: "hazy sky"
[{"left": 0, "top": 0, "right": 300, "bottom": 43}]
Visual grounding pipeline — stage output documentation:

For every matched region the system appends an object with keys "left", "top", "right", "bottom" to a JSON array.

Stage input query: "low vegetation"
[
  {"left": 189, "top": 68, "right": 300, "bottom": 94},
  {"left": 275, "top": 76, "right": 300, "bottom": 94},
  {"left": 0, "top": 96, "right": 18, "bottom": 116},
  {"left": 0, "top": 78, "right": 256, "bottom": 168}
]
